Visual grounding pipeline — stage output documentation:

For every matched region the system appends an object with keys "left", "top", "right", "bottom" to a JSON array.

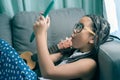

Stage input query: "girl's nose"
[
  {"left": 73, "top": 29, "right": 77, "bottom": 34},
  {"left": 71, "top": 32, "right": 76, "bottom": 38}
]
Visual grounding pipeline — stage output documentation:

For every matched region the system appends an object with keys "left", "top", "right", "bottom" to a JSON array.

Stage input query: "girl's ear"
[
  {"left": 89, "top": 36, "right": 94, "bottom": 44},
  {"left": 89, "top": 39, "right": 94, "bottom": 44}
]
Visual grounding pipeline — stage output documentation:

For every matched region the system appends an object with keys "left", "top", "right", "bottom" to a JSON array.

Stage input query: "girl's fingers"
[
  {"left": 35, "top": 21, "right": 39, "bottom": 26},
  {"left": 40, "top": 15, "right": 45, "bottom": 20},
  {"left": 58, "top": 37, "right": 72, "bottom": 49},
  {"left": 46, "top": 16, "right": 50, "bottom": 26}
]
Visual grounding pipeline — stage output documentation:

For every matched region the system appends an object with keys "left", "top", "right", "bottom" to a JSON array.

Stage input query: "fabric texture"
[{"left": 0, "top": 39, "right": 37, "bottom": 80}]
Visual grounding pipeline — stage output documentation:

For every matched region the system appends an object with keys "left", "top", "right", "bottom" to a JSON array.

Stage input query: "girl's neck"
[{"left": 78, "top": 45, "right": 93, "bottom": 53}]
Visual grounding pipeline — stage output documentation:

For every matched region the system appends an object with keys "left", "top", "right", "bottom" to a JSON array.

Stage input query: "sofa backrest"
[{"left": 11, "top": 8, "right": 85, "bottom": 54}]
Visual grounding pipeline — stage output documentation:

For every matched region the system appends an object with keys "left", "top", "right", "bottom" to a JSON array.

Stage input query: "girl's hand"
[
  {"left": 57, "top": 37, "right": 72, "bottom": 49},
  {"left": 33, "top": 15, "right": 50, "bottom": 35}
]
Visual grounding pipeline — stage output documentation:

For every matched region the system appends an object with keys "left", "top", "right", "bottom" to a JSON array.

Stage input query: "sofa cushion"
[
  {"left": 98, "top": 40, "right": 120, "bottom": 80},
  {"left": 0, "top": 14, "right": 12, "bottom": 45},
  {"left": 12, "top": 12, "right": 39, "bottom": 54},
  {"left": 11, "top": 8, "right": 85, "bottom": 54}
]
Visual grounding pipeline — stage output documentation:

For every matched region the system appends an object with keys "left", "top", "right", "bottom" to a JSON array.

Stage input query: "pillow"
[{"left": 12, "top": 12, "right": 39, "bottom": 54}]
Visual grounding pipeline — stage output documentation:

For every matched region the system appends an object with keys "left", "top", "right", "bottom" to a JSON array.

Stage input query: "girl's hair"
[{"left": 86, "top": 15, "right": 110, "bottom": 51}]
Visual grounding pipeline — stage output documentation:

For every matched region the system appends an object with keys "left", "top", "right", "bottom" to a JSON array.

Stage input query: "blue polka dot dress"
[{"left": 0, "top": 39, "right": 37, "bottom": 80}]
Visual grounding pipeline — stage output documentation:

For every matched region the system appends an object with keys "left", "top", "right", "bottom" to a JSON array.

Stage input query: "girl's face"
[{"left": 71, "top": 16, "right": 95, "bottom": 52}]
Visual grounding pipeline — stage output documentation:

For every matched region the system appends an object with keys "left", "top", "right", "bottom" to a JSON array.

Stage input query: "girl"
[{"left": 33, "top": 14, "right": 110, "bottom": 80}]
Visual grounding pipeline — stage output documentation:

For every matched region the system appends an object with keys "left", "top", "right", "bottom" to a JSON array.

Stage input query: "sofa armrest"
[{"left": 98, "top": 40, "right": 120, "bottom": 80}]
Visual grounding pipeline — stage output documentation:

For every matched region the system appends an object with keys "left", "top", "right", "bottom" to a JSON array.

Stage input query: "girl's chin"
[{"left": 72, "top": 45, "right": 78, "bottom": 49}]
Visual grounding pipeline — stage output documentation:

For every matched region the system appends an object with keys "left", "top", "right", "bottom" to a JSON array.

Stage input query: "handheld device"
[{"left": 30, "top": 0, "right": 55, "bottom": 42}]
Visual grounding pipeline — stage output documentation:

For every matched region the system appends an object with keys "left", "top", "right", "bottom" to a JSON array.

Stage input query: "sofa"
[{"left": 0, "top": 8, "right": 120, "bottom": 80}]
